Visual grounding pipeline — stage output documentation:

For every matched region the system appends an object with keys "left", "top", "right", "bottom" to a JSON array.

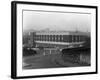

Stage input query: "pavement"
[
  {"left": 23, "top": 51, "right": 89, "bottom": 69},
  {"left": 23, "top": 53, "right": 63, "bottom": 69}
]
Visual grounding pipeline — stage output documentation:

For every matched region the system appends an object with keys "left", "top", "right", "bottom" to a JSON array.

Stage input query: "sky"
[{"left": 23, "top": 10, "right": 91, "bottom": 32}]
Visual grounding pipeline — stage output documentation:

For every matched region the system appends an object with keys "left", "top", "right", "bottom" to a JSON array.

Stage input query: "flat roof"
[{"left": 33, "top": 31, "right": 90, "bottom": 36}]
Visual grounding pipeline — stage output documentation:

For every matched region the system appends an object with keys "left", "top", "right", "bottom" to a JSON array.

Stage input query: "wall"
[{"left": 0, "top": 0, "right": 99, "bottom": 80}]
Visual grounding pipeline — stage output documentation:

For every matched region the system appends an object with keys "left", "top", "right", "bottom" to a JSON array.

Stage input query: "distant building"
[{"left": 23, "top": 33, "right": 30, "bottom": 47}]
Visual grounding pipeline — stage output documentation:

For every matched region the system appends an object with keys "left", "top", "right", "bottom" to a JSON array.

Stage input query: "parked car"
[{"left": 23, "top": 47, "right": 37, "bottom": 56}]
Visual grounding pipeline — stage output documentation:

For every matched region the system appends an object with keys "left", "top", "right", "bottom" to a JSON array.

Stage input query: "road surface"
[{"left": 23, "top": 52, "right": 86, "bottom": 69}]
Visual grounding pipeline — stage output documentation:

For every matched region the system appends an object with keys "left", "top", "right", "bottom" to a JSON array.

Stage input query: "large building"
[{"left": 29, "top": 31, "right": 90, "bottom": 50}]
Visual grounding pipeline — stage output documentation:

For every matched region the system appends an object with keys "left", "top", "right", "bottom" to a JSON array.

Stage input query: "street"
[{"left": 23, "top": 49, "right": 87, "bottom": 69}]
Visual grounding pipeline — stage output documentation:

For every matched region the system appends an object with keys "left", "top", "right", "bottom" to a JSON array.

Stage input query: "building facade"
[{"left": 29, "top": 31, "right": 90, "bottom": 50}]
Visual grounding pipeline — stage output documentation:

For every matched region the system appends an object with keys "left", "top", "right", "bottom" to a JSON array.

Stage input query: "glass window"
[
  {"left": 61, "top": 35, "right": 63, "bottom": 41},
  {"left": 55, "top": 35, "right": 57, "bottom": 42},
  {"left": 75, "top": 35, "right": 77, "bottom": 42},
  {"left": 58, "top": 35, "right": 60, "bottom": 41}
]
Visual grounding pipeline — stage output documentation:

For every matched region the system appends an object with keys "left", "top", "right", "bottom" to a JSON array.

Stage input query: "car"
[{"left": 23, "top": 47, "right": 37, "bottom": 56}]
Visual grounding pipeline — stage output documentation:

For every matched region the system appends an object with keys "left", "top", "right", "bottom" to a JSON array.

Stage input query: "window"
[
  {"left": 58, "top": 35, "right": 60, "bottom": 42},
  {"left": 75, "top": 35, "right": 78, "bottom": 42},
  {"left": 55, "top": 35, "right": 56, "bottom": 41}
]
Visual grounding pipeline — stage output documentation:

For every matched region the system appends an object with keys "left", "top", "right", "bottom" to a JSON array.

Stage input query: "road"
[
  {"left": 23, "top": 51, "right": 86, "bottom": 69},
  {"left": 23, "top": 53, "right": 64, "bottom": 69}
]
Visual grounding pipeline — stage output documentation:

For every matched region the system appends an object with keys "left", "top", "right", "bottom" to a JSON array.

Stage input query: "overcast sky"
[{"left": 23, "top": 10, "right": 91, "bottom": 32}]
